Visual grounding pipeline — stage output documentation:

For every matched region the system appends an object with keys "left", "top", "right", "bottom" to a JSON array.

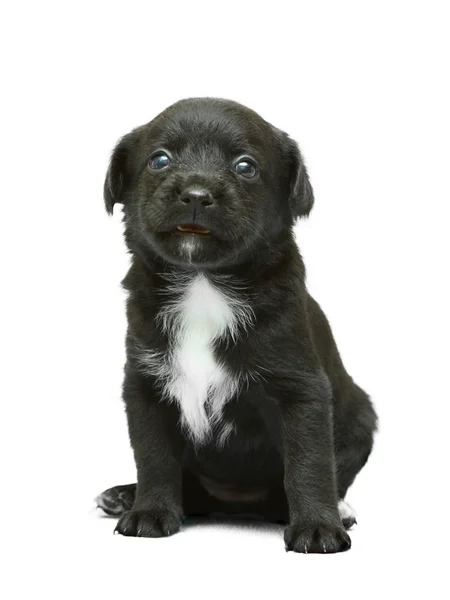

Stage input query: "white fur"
[
  {"left": 217, "top": 421, "right": 236, "bottom": 447},
  {"left": 137, "top": 273, "right": 255, "bottom": 444},
  {"left": 338, "top": 499, "right": 356, "bottom": 521},
  {"left": 181, "top": 237, "right": 197, "bottom": 263},
  {"left": 95, "top": 494, "right": 122, "bottom": 516}
]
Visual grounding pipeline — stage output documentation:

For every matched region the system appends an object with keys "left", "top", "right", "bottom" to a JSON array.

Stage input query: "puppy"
[{"left": 96, "top": 98, "right": 377, "bottom": 553}]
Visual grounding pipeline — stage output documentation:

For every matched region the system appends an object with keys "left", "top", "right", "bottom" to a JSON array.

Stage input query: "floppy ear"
[
  {"left": 104, "top": 133, "right": 134, "bottom": 215},
  {"left": 283, "top": 135, "right": 315, "bottom": 219}
]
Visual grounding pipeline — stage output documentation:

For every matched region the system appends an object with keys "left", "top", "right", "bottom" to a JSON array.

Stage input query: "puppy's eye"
[
  {"left": 149, "top": 152, "right": 171, "bottom": 170},
  {"left": 234, "top": 159, "right": 257, "bottom": 179}
]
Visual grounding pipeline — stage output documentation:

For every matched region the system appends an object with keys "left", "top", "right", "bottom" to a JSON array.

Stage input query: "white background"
[{"left": 1, "top": 1, "right": 449, "bottom": 598}]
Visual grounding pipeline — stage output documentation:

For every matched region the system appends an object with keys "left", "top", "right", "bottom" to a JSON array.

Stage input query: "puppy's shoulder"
[{"left": 122, "top": 257, "right": 155, "bottom": 294}]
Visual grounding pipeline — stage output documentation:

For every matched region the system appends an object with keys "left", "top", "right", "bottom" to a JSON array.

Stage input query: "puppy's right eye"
[
  {"left": 149, "top": 152, "right": 171, "bottom": 170},
  {"left": 233, "top": 158, "right": 258, "bottom": 179}
]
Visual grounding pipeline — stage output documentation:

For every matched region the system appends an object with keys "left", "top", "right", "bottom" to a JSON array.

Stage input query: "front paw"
[
  {"left": 284, "top": 523, "right": 351, "bottom": 554},
  {"left": 114, "top": 508, "right": 182, "bottom": 538}
]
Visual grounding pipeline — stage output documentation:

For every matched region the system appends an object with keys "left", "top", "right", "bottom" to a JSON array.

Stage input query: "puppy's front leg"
[
  {"left": 115, "top": 367, "right": 183, "bottom": 538},
  {"left": 276, "top": 371, "right": 351, "bottom": 553}
]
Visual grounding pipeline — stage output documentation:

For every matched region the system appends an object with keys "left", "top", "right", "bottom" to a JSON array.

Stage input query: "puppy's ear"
[
  {"left": 282, "top": 134, "right": 315, "bottom": 219},
  {"left": 104, "top": 133, "right": 134, "bottom": 215}
]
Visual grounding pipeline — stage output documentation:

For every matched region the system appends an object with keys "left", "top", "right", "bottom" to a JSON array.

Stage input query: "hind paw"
[
  {"left": 338, "top": 499, "right": 357, "bottom": 530},
  {"left": 95, "top": 484, "right": 136, "bottom": 517}
]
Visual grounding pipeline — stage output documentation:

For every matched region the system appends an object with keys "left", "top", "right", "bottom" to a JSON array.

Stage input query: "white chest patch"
[{"left": 137, "top": 273, "right": 254, "bottom": 444}]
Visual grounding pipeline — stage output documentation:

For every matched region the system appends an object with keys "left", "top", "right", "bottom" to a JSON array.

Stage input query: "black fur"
[{"left": 97, "top": 98, "right": 377, "bottom": 553}]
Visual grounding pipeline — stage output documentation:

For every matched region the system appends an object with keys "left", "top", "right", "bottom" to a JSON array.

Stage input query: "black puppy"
[{"left": 96, "top": 98, "right": 377, "bottom": 553}]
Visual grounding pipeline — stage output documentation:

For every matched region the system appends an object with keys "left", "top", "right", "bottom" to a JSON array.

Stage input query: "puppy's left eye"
[
  {"left": 149, "top": 152, "right": 171, "bottom": 170},
  {"left": 234, "top": 159, "right": 257, "bottom": 179}
]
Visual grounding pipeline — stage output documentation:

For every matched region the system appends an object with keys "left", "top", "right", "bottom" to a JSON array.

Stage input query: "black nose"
[{"left": 179, "top": 186, "right": 214, "bottom": 212}]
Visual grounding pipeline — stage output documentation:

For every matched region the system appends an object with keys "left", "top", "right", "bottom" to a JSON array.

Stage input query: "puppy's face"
[{"left": 104, "top": 98, "right": 313, "bottom": 268}]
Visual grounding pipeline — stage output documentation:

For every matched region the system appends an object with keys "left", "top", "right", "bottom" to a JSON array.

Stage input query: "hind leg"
[
  {"left": 335, "top": 386, "right": 377, "bottom": 529},
  {"left": 334, "top": 442, "right": 370, "bottom": 530},
  {"left": 335, "top": 437, "right": 374, "bottom": 530},
  {"left": 336, "top": 437, "right": 373, "bottom": 500}
]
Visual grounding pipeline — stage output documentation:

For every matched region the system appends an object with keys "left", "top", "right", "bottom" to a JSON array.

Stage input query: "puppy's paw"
[
  {"left": 284, "top": 524, "right": 351, "bottom": 554},
  {"left": 96, "top": 484, "right": 136, "bottom": 517},
  {"left": 114, "top": 508, "right": 182, "bottom": 538},
  {"left": 338, "top": 499, "right": 357, "bottom": 530}
]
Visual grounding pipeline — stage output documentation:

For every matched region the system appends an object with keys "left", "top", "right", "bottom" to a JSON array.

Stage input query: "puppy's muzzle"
[{"left": 176, "top": 185, "right": 214, "bottom": 233}]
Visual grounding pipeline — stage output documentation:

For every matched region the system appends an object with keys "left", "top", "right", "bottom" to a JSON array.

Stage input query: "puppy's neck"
[{"left": 131, "top": 227, "right": 302, "bottom": 288}]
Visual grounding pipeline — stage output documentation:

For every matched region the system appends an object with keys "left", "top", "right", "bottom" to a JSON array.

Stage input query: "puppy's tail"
[{"left": 95, "top": 484, "right": 136, "bottom": 516}]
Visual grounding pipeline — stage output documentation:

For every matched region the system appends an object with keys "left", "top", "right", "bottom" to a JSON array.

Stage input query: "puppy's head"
[{"left": 104, "top": 98, "right": 313, "bottom": 268}]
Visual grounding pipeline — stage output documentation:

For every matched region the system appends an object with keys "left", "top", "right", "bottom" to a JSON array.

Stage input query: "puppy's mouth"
[{"left": 176, "top": 224, "right": 210, "bottom": 235}]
